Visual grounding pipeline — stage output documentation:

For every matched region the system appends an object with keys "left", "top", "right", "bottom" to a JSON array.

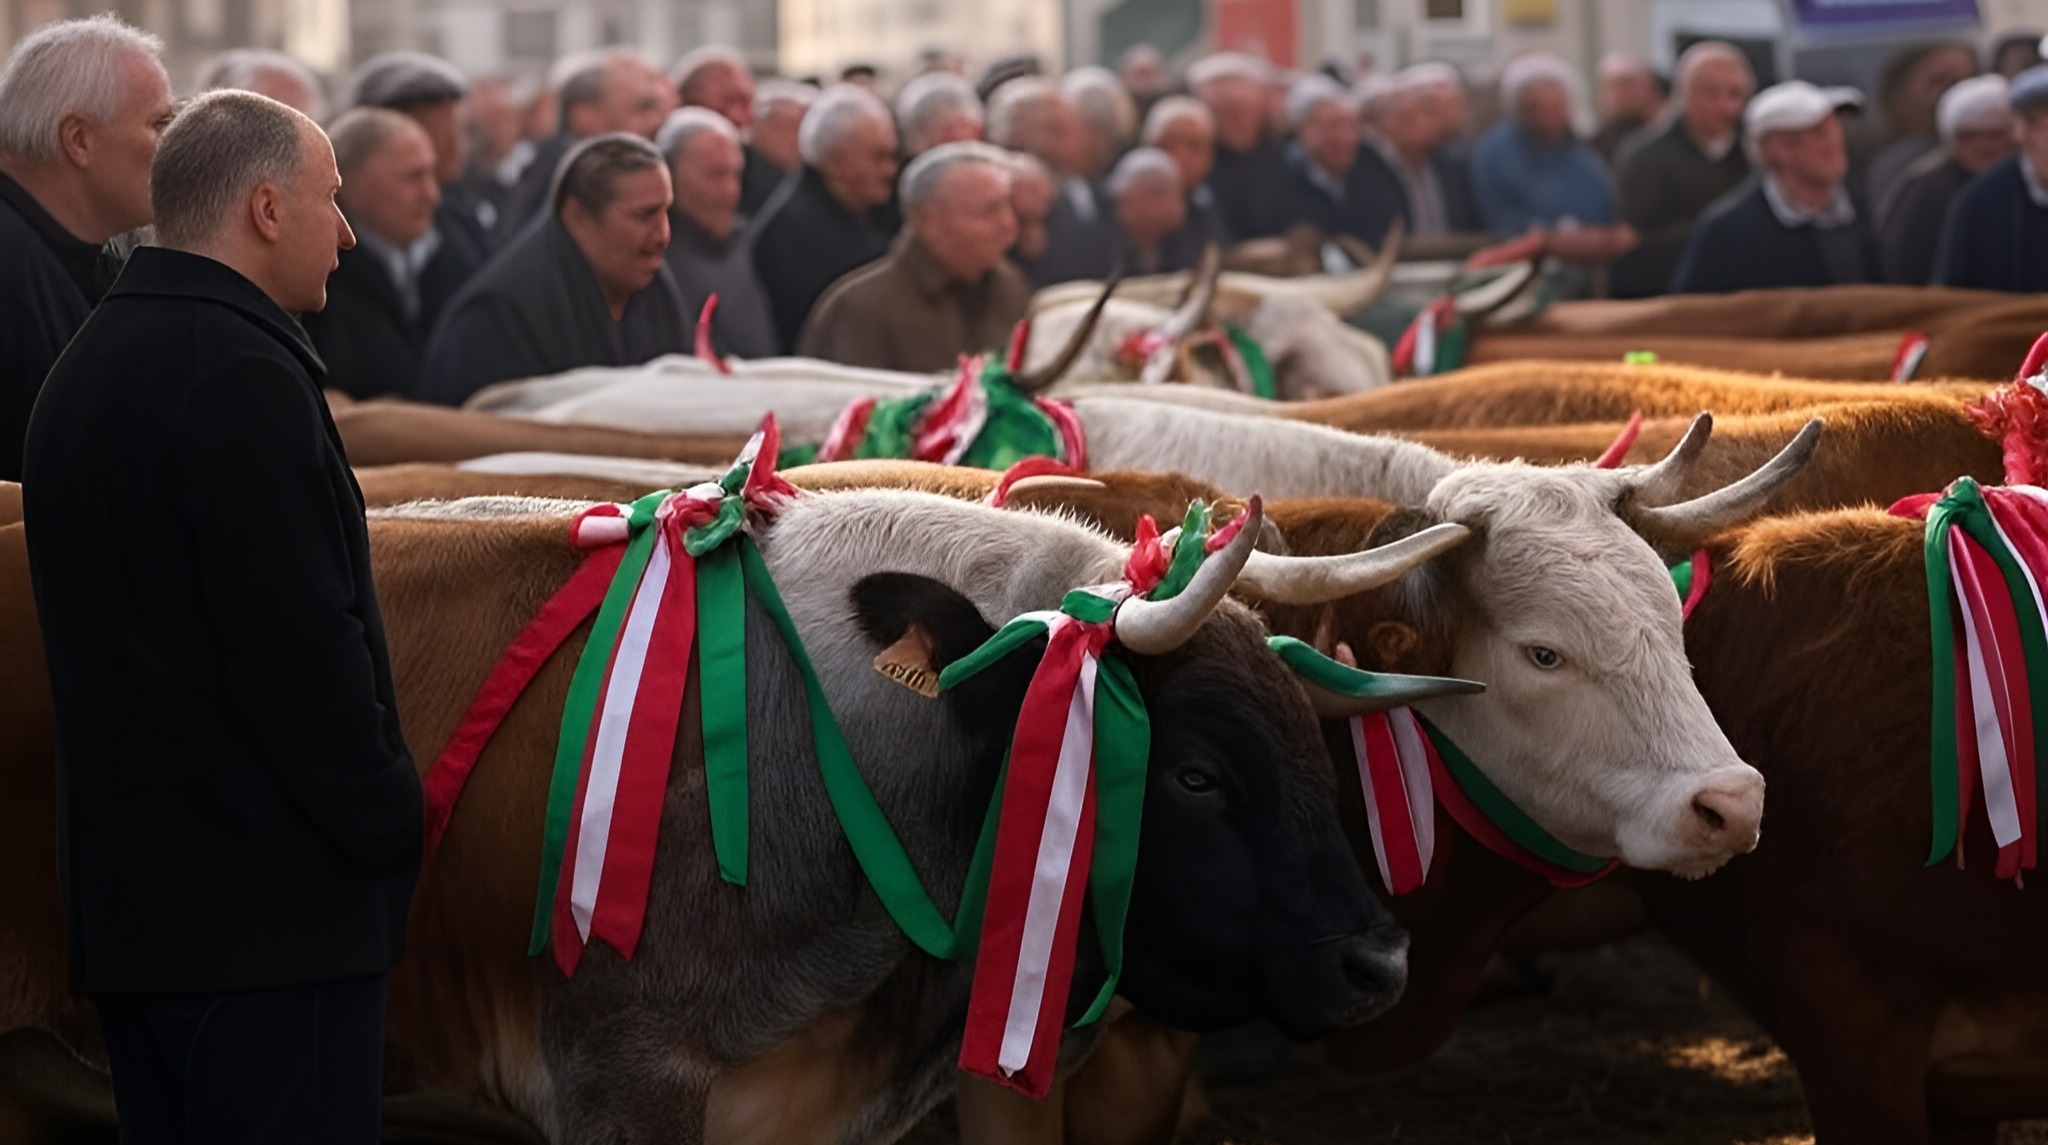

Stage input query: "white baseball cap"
[{"left": 1744, "top": 80, "right": 1862, "bottom": 139}]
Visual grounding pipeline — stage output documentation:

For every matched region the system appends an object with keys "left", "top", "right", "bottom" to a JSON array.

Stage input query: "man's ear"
[
  {"left": 249, "top": 182, "right": 286, "bottom": 242},
  {"left": 56, "top": 113, "right": 92, "bottom": 170}
]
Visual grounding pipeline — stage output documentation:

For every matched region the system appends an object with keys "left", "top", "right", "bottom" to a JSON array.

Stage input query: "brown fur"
[
  {"left": 332, "top": 398, "right": 751, "bottom": 467},
  {"left": 1500, "top": 286, "right": 2017, "bottom": 340},
  {"left": 1465, "top": 331, "right": 1907, "bottom": 378},
  {"left": 0, "top": 483, "right": 18, "bottom": 529},
  {"left": 1277, "top": 361, "right": 1990, "bottom": 432}
]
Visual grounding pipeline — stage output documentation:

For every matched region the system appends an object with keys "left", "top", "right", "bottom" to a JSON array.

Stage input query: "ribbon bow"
[
  {"left": 934, "top": 501, "right": 1240, "bottom": 1098},
  {"left": 532, "top": 421, "right": 797, "bottom": 974},
  {"left": 815, "top": 356, "right": 1087, "bottom": 470}
]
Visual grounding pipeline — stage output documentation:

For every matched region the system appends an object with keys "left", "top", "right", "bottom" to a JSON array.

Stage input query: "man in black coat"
[
  {"left": 1609, "top": 42, "right": 1755, "bottom": 298},
  {"left": 1881, "top": 73, "right": 2015, "bottom": 284},
  {"left": 1190, "top": 53, "right": 1293, "bottom": 241},
  {"left": 1932, "top": 66, "right": 2048, "bottom": 292},
  {"left": 494, "top": 50, "right": 673, "bottom": 245},
  {"left": 22, "top": 90, "right": 420, "bottom": 1143},
  {"left": 342, "top": 51, "right": 492, "bottom": 300},
  {"left": 421, "top": 134, "right": 694, "bottom": 404},
  {"left": 985, "top": 75, "right": 1120, "bottom": 287},
  {"left": 671, "top": 46, "right": 790, "bottom": 219},
  {"left": 1142, "top": 95, "right": 1236, "bottom": 265},
  {"left": 0, "top": 16, "right": 174, "bottom": 482},
  {"left": 1672, "top": 81, "right": 1878, "bottom": 294},
  {"left": 1277, "top": 76, "right": 1409, "bottom": 247},
  {"left": 301, "top": 108, "right": 446, "bottom": 398},
  {"left": 750, "top": 85, "right": 902, "bottom": 351}
]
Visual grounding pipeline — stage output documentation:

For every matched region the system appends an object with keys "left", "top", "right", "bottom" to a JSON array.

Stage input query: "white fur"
[{"left": 457, "top": 453, "right": 720, "bottom": 487}]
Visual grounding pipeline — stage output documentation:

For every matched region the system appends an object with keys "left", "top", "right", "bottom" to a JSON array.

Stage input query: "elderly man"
[
  {"left": 197, "top": 48, "right": 327, "bottom": 119},
  {"left": 1865, "top": 42, "right": 1981, "bottom": 214},
  {"left": 1609, "top": 41, "right": 1757, "bottom": 298},
  {"left": 750, "top": 80, "right": 816, "bottom": 182},
  {"left": 798, "top": 141, "right": 1027, "bottom": 371},
  {"left": 1105, "top": 147, "right": 1188, "bottom": 274},
  {"left": 345, "top": 52, "right": 492, "bottom": 256},
  {"left": 1471, "top": 54, "right": 1621, "bottom": 240},
  {"left": 1064, "top": 66, "right": 1139, "bottom": 180},
  {"left": 750, "top": 84, "right": 901, "bottom": 351},
  {"left": 1672, "top": 81, "right": 1875, "bottom": 293},
  {"left": 1142, "top": 95, "right": 1232, "bottom": 258},
  {"left": 1591, "top": 51, "right": 1665, "bottom": 161},
  {"left": 0, "top": 16, "right": 173, "bottom": 482},
  {"left": 1280, "top": 75, "right": 1407, "bottom": 246},
  {"left": 1190, "top": 52, "right": 1290, "bottom": 241},
  {"left": 1882, "top": 74, "right": 2014, "bottom": 284},
  {"left": 24, "top": 90, "right": 418, "bottom": 1143},
  {"left": 896, "top": 70, "right": 984, "bottom": 157},
  {"left": 298, "top": 109, "right": 442, "bottom": 398},
  {"left": 1933, "top": 66, "right": 2048, "bottom": 292},
  {"left": 1119, "top": 44, "right": 1169, "bottom": 119},
  {"left": 1008, "top": 151, "right": 1056, "bottom": 265},
  {"left": 421, "top": 134, "right": 691, "bottom": 404},
  {"left": 1366, "top": 78, "right": 1470, "bottom": 237},
  {"left": 494, "top": 50, "right": 673, "bottom": 243},
  {"left": 990, "top": 76, "right": 1117, "bottom": 286},
  {"left": 672, "top": 47, "right": 780, "bottom": 216},
  {"left": 658, "top": 108, "right": 777, "bottom": 358}
]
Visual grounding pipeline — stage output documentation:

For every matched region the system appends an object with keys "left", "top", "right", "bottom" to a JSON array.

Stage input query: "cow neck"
[{"left": 1296, "top": 553, "right": 1713, "bottom": 893}]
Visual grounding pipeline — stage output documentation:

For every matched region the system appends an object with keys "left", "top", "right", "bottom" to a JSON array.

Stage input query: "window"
[{"left": 1423, "top": 0, "right": 1463, "bottom": 20}]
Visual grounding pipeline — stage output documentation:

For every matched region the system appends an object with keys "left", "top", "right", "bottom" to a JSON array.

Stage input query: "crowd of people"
[{"left": 6, "top": 19, "right": 2048, "bottom": 483}]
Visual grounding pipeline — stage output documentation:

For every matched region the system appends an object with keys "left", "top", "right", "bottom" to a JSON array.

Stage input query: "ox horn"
[
  {"left": 1452, "top": 259, "right": 1541, "bottom": 319},
  {"left": 1320, "top": 219, "right": 1405, "bottom": 317},
  {"left": 1115, "top": 496, "right": 1265, "bottom": 655},
  {"left": 1623, "top": 412, "right": 1716, "bottom": 507},
  {"left": 1632, "top": 418, "right": 1823, "bottom": 543},
  {"left": 1014, "top": 274, "right": 1121, "bottom": 393},
  {"left": 1233, "top": 522, "right": 1470, "bottom": 605},
  {"left": 1140, "top": 244, "right": 1223, "bottom": 385}
]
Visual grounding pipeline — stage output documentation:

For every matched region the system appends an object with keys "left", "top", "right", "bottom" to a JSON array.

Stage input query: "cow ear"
[{"left": 851, "top": 573, "right": 1034, "bottom": 701}]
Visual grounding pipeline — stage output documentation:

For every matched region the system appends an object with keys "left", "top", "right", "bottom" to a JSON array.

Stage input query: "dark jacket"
[
  {"left": 1157, "top": 184, "right": 1232, "bottom": 272},
  {"left": 1278, "top": 143, "right": 1409, "bottom": 248},
  {"left": 302, "top": 210, "right": 485, "bottom": 400},
  {"left": 664, "top": 210, "right": 779, "bottom": 360},
  {"left": 419, "top": 214, "right": 694, "bottom": 406},
  {"left": 1670, "top": 177, "right": 1879, "bottom": 294},
  {"left": 492, "top": 132, "right": 573, "bottom": 246},
  {"left": 1609, "top": 118, "right": 1753, "bottom": 298},
  {"left": 1879, "top": 152, "right": 1973, "bottom": 285},
  {"left": 1208, "top": 135, "right": 1293, "bottom": 241},
  {"left": 1932, "top": 155, "right": 2048, "bottom": 293},
  {"left": 739, "top": 145, "right": 788, "bottom": 217},
  {"left": 0, "top": 171, "right": 112, "bottom": 482},
  {"left": 750, "top": 165, "right": 900, "bottom": 352},
  {"left": 21, "top": 247, "right": 422, "bottom": 995},
  {"left": 1019, "top": 178, "right": 1120, "bottom": 287},
  {"left": 797, "top": 231, "right": 1032, "bottom": 371}
]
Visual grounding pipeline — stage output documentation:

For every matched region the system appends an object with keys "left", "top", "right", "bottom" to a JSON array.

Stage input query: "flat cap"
[
  {"left": 2012, "top": 64, "right": 2048, "bottom": 113},
  {"left": 345, "top": 50, "right": 468, "bottom": 109},
  {"left": 1744, "top": 79, "right": 1861, "bottom": 138}
]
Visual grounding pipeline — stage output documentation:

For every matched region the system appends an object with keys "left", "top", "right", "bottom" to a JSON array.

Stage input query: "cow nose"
[
  {"left": 1334, "top": 925, "right": 1408, "bottom": 1020},
  {"left": 1684, "top": 773, "right": 1765, "bottom": 855}
]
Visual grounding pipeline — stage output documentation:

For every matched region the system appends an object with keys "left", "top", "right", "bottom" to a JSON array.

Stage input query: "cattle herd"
[{"left": 6, "top": 268, "right": 2048, "bottom": 1145}]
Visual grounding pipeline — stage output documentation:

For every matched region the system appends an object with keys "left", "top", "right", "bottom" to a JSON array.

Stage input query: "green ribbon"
[
  {"left": 1920, "top": 478, "right": 2048, "bottom": 865},
  {"left": 1264, "top": 636, "right": 1483, "bottom": 704},
  {"left": 844, "top": 360, "right": 1069, "bottom": 470},
  {"left": 1153, "top": 502, "right": 1210, "bottom": 602},
  {"left": 1420, "top": 715, "right": 1612, "bottom": 874},
  {"left": 1222, "top": 324, "right": 1277, "bottom": 400}
]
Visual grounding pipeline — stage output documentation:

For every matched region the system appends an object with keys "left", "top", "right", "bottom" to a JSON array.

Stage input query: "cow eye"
[
  {"left": 1177, "top": 767, "right": 1219, "bottom": 793},
  {"left": 1525, "top": 645, "right": 1564, "bottom": 670}
]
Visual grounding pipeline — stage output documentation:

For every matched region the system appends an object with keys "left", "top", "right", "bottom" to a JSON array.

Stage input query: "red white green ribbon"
[
  {"left": 1890, "top": 331, "right": 1929, "bottom": 382},
  {"left": 1894, "top": 477, "right": 2048, "bottom": 882},
  {"left": 1112, "top": 323, "right": 1277, "bottom": 399},
  {"left": 1392, "top": 295, "right": 1461, "bottom": 377},
  {"left": 934, "top": 501, "right": 1236, "bottom": 1097},
  {"left": 814, "top": 356, "right": 1086, "bottom": 470},
  {"left": 695, "top": 293, "right": 731, "bottom": 374},
  {"left": 531, "top": 421, "right": 799, "bottom": 974},
  {"left": 1593, "top": 412, "right": 1643, "bottom": 468}
]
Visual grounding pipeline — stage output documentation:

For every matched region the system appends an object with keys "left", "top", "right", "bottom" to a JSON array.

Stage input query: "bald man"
[{"left": 24, "top": 89, "right": 419, "bottom": 1144}]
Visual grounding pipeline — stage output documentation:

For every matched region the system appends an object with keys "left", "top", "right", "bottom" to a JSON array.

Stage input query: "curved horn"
[
  {"left": 1632, "top": 419, "right": 1824, "bottom": 543},
  {"left": 1234, "top": 522, "right": 1471, "bottom": 605},
  {"left": 1624, "top": 412, "right": 1714, "bottom": 508},
  {"left": 1015, "top": 274, "right": 1121, "bottom": 393},
  {"left": 1319, "top": 219, "right": 1406, "bottom": 317},
  {"left": 997, "top": 474, "right": 1108, "bottom": 500},
  {"left": 1451, "top": 259, "right": 1540, "bottom": 319},
  {"left": 1115, "top": 496, "right": 1264, "bottom": 655},
  {"left": 1303, "top": 672, "right": 1485, "bottom": 718},
  {"left": 1140, "top": 246, "right": 1222, "bottom": 385}
]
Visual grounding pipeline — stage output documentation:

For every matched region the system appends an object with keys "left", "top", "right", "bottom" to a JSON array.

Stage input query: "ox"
[
  {"left": 330, "top": 398, "right": 751, "bottom": 468},
  {"left": 1495, "top": 284, "right": 2016, "bottom": 341},
  {"left": 1, "top": 486, "right": 1480, "bottom": 1142}
]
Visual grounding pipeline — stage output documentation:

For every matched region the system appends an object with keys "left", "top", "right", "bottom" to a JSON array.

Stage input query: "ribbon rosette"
[
  {"left": 933, "top": 501, "right": 1241, "bottom": 1098},
  {"left": 1893, "top": 477, "right": 2048, "bottom": 882},
  {"left": 530, "top": 422, "right": 798, "bottom": 975},
  {"left": 815, "top": 356, "right": 1087, "bottom": 470}
]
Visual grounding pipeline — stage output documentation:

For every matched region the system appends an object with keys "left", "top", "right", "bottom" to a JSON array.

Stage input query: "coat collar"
[{"left": 108, "top": 247, "right": 326, "bottom": 378}]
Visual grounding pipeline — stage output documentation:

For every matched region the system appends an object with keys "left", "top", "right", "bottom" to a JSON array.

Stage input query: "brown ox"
[
  {"left": 332, "top": 399, "right": 751, "bottom": 467},
  {"left": 1497, "top": 285, "right": 2017, "bottom": 340}
]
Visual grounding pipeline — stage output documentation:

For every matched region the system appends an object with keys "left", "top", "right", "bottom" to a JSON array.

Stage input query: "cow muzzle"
[
  {"left": 1666, "top": 765, "right": 1766, "bottom": 877},
  {"left": 1268, "top": 922, "right": 1409, "bottom": 1039}
]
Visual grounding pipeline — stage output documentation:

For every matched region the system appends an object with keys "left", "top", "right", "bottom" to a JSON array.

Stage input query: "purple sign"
[{"left": 1785, "top": 0, "right": 1980, "bottom": 32}]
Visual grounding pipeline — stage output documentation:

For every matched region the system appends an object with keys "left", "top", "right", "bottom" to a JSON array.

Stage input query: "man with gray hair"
[
  {"left": 197, "top": 47, "right": 328, "bottom": 119},
  {"left": 1106, "top": 147, "right": 1188, "bottom": 273},
  {"left": 896, "top": 70, "right": 984, "bottom": 157},
  {"left": 494, "top": 49, "right": 674, "bottom": 243},
  {"left": 1190, "top": 52, "right": 1290, "bottom": 240},
  {"left": 1881, "top": 73, "right": 2014, "bottom": 283},
  {"left": 750, "top": 84, "right": 901, "bottom": 351},
  {"left": 749, "top": 79, "right": 817, "bottom": 188},
  {"left": 671, "top": 46, "right": 782, "bottom": 215},
  {"left": 1470, "top": 52, "right": 1632, "bottom": 267},
  {"left": 0, "top": 14, "right": 173, "bottom": 481},
  {"left": 989, "top": 75, "right": 1117, "bottom": 285},
  {"left": 797, "top": 140, "right": 1027, "bottom": 371},
  {"left": 1591, "top": 51, "right": 1665, "bottom": 161},
  {"left": 1278, "top": 74, "right": 1408, "bottom": 245},
  {"left": 421, "top": 133, "right": 691, "bottom": 403},
  {"left": 1610, "top": 41, "right": 1756, "bottom": 296},
  {"left": 23, "top": 89, "right": 419, "bottom": 1143},
  {"left": 1142, "top": 95, "right": 1231, "bottom": 258},
  {"left": 658, "top": 107, "right": 777, "bottom": 357},
  {"left": 1063, "top": 66, "right": 1138, "bottom": 179}
]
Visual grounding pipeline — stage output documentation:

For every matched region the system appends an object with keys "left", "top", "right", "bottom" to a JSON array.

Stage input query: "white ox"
[{"left": 458, "top": 402, "right": 1810, "bottom": 879}]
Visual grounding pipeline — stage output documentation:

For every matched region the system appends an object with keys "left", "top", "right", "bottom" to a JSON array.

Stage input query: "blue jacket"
[
  {"left": 1932, "top": 155, "right": 2048, "bottom": 293},
  {"left": 1469, "top": 121, "right": 1617, "bottom": 237}
]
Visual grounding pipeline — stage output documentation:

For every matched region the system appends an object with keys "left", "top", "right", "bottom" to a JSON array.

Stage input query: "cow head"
[
  {"left": 785, "top": 491, "right": 1466, "bottom": 1039},
  {"left": 1243, "top": 418, "right": 1820, "bottom": 879}
]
